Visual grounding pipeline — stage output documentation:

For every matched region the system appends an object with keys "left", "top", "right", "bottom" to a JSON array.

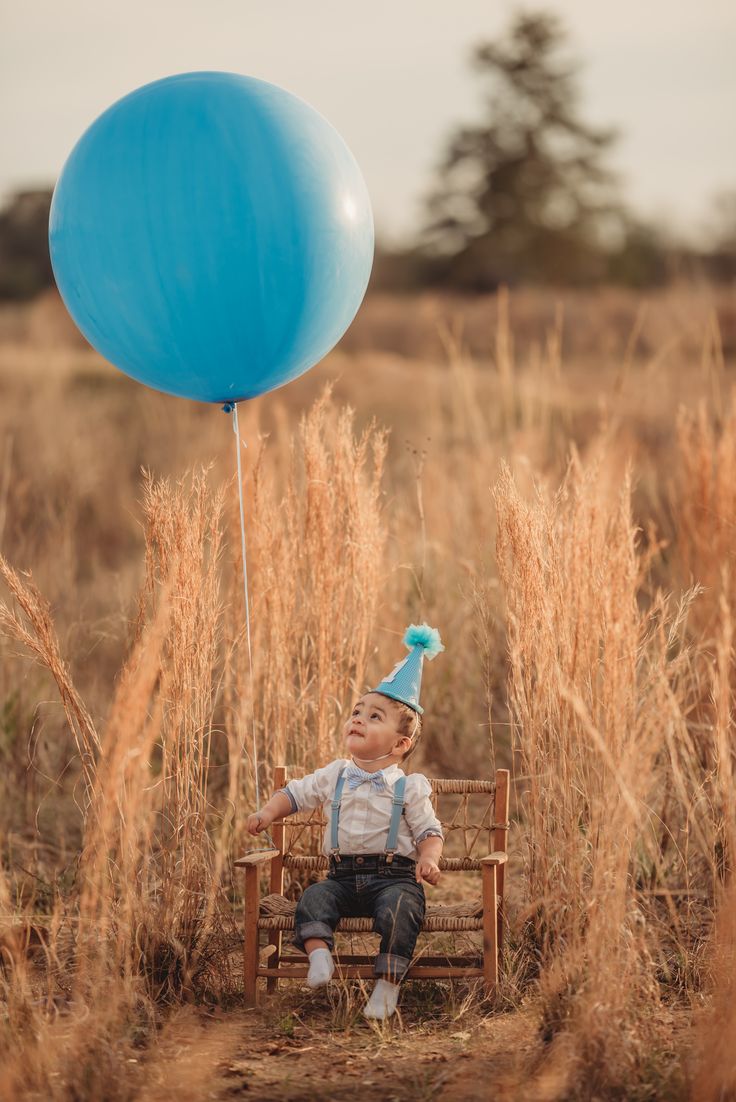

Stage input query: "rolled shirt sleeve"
[
  {"left": 403, "top": 774, "right": 444, "bottom": 845},
  {"left": 278, "top": 787, "right": 298, "bottom": 814}
]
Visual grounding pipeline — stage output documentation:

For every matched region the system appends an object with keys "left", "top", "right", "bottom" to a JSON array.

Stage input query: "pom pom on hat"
[{"left": 403, "top": 623, "right": 445, "bottom": 660}]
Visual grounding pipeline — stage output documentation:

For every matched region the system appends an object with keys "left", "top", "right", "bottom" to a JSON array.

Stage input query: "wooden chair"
[{"left": 235, "top": 765, "right": 510, "bottom": 1007}]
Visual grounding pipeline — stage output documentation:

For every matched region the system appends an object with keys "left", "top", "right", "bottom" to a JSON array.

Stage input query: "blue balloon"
[{"left": 49, "top": 72, "right": 374, "bottom": 403}]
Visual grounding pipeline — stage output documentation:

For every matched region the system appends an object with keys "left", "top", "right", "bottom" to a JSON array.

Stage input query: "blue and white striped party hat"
[{"left": 371, "top": 623, "right": 444, "bottom": 715}]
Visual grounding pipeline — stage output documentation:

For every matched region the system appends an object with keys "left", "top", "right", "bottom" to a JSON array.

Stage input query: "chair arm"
[
  {"left": 479, "top": 852, "right": 508, "bottom": 866},
  {"left": 234, "top": 848, "right": 280, "bottom": 868}
]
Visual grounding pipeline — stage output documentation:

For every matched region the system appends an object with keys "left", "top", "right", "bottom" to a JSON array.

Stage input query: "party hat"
[{"left": 370, "top": 623, "right": 444, "bottom": 715}]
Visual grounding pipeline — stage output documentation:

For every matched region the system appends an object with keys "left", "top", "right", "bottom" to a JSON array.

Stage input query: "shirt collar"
[
  {"left": 381, "top": 763, "right": 404, "bottom": 786},
  {"left": 342, "top": 759, "right": 404, "bottom": 785}
]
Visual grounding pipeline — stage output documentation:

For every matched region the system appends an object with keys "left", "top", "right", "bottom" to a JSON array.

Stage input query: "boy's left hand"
[{"left": 416, "top": 858, "right": 441, "bottom": 886}]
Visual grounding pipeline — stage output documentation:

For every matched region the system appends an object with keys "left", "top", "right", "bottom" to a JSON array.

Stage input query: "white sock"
[
  {"left": 363, "top": 978, "right": 400, "bottom": 1019},
  {"left": 306, "top": 947, "right": 334, "bottom": 988}
]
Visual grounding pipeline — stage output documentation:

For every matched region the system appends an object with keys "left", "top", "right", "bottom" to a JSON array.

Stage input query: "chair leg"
[
  {"left": 266, "top": 768, "right": 286, "bottom": 996},
  {"left": 493, "top": 768, "right": 510, "bottom": 975},
  {"left": 243, "top": 866, "right": 259, "bottom": 1007},
  {"left": 266, "top": 931, "right": 282, "bottom": 994},
  {"left": 482, "top": 864, "right": 499, "bottom": 1002}
]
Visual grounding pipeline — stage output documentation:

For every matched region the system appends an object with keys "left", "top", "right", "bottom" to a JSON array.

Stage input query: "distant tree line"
[
  {"left": 0, "top": 11, "right": 733, "bottom": 302},
  {"left": 0, "top": 189, "right": 53, "bottom": 300},
  {"left": 375, "top": 12, "right": 736, "bottom": 292}
]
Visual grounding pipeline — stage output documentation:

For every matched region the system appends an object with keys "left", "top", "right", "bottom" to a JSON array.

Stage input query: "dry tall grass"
[
  {"left": 0, "top": 393, "right": 394, "bottom": 1099},
  {"left": 1, "top": 285, "right": 735, "bottom": 1100},
  {"left": 489, "top": 455, "right": 693, "bottom": 1095},
  {"left": 227, "top": 386, "right": 389, "bottom": 797},
  {"left": 0, "top": 470, "right": 232, "bottom": 1096}
]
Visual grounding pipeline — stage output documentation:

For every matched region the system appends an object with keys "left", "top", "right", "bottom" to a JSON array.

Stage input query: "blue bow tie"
[{"left": 345, "top": 765, "right": 386, "bottom": 792}]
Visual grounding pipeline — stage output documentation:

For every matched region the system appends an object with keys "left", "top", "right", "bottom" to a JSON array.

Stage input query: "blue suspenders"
[
  {"left": 329, "top": 768, "right": 407, "bottom": 864},
  {"left": 330, "top": 767, "right": 347, "bottom": 858},
  {"left": 385, "top": 775, "right": 407, "bottom": 862}
]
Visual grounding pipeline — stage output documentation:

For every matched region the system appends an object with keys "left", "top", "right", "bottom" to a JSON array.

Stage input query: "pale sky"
[{"left": 2, "top": 0, "right": 734, "bottom": 246}]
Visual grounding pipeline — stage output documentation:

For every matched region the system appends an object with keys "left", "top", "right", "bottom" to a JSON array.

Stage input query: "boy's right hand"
[{"left": 246, "top": 811, "right": 270, "bottom": 836}]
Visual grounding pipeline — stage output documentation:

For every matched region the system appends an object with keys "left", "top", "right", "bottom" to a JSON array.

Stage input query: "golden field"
[{"left": 0, "top": 283, "right": 735, "bottom": 1100}]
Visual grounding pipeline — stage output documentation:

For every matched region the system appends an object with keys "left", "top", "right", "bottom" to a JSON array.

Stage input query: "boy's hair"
[{"left": 394, "top": 700, "right": 423, "bottom": 761}]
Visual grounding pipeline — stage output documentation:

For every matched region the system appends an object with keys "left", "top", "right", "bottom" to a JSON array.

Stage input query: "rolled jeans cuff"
[
  {"left": 293, "top": 921, "right": 334, "bottom": 953},
  {"left": 375, "top": 952, "right": 411, "bottom": 981}
]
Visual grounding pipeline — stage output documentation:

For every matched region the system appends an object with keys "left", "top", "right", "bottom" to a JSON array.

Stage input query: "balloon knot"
[{"left": 222, "top": 402, "right": 235, "bottom": 413}]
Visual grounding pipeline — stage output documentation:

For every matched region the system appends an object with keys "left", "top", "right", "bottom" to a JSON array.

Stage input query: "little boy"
[{"left": 247, "top": 623, "right": 445, "bottom": 1020}]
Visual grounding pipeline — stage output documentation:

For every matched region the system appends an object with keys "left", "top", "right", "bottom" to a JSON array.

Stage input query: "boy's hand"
[
  {"left": 246, "top": 811, "right": 270, "bottom": 836},
  {"left": 416, "top": 858, "right": 441, "bottom": 886}
]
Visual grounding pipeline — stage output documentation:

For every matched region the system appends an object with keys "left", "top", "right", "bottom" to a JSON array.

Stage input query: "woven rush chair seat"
[{"left": 258, "top": 893, "right": 483, "bottom": 932}]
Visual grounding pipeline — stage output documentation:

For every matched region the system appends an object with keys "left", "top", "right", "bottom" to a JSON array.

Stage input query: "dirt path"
[{"left": 137, "top": 988, "right": 541, "bottom": 1102}]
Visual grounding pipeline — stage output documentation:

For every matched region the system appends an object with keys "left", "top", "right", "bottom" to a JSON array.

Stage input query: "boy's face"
[{"left": 344, "top": 692, "right": 410, "bottom": 763}]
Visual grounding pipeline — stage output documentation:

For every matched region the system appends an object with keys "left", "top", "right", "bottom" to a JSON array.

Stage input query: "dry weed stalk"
[
  {"left": 223, "top": 383, "right": 389, "bottom": 822},
  {"left": 390, "top": 295, "right": 568, "bottom": 777},
  {"left": 1, "top": 469, "right": 233, "bottom": 1097},
  {"left": 667, "top": 391, "right": 736, "bottom": 1099},
  {"left": 492, "top": 450, "right": 701, "bottom": 1095},
  {"left": 691, "top": 880, "right": 736, "bottom": 1102},
  {"left": 689, "top": 574, "right": 736, "bottom": 1101},
  {"left": 0, "top": 553, "right": 100, "bottom": 805},
  {"left": 674, "top": 388, "right": 736, "bottom": 636},
  {"left": 117, "top": 468, "right": 230, "bottom": 1000}
]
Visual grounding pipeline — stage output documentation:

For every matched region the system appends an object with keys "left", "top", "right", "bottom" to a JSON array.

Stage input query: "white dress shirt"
[{"left": 282, "top": 758, "right": 444, "bottom": 860}]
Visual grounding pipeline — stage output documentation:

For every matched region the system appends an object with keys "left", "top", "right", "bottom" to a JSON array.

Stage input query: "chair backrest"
[{"left": 269, "top": 766, "right": 510, "bottom": 876}]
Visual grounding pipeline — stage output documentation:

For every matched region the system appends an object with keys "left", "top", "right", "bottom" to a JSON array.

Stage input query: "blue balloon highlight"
[{"left": 49, "top": 71, "right": 374, "bottom": 403}]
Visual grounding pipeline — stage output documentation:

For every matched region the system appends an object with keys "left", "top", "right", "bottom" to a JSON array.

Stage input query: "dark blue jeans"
[{"left": 293, "top": 854, "right": 426, "bottom": 981}]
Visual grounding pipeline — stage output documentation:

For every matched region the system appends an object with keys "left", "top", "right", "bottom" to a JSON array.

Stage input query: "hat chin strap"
[{"left": 350, "top": 750, "right": 397, "bottom": 765}]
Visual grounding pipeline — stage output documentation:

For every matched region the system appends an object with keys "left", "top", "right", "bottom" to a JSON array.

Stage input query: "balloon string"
[{"left": 232, "top": 402, "right": 275, "bottom": 850}]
